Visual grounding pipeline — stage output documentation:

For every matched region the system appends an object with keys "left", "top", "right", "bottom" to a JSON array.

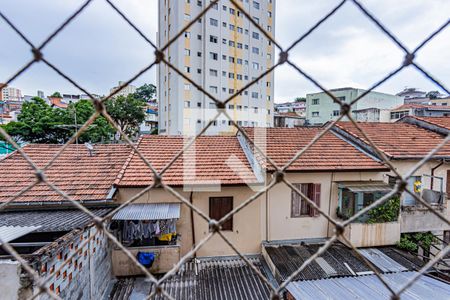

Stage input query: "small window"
[
  {"left": 253, "top": 1, "right": 260, "bottom": 9},
  {"left": 210, "top": 18, "right": 218, "bottom": 26},
  {"left": 333, "top": 110, "right": 340, "bottom": 116},
  {"left": 210, "top": 35, "right": 218, "bottom": 43},
  {"left": 312, "top": 98, "right": 320, "bottom": 105},
  {"left": 291, "top": 183, "right": 321, "bottom": 217},
  {"left": 209, "top": 197, "right": 233, "bottom": 231},
  {"left": 312, "top": 111, "right": 319, "bottom": 117}
]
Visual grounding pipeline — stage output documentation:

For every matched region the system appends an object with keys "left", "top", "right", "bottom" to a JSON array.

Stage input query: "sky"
[{"left": 0, "top": 0, "right": 449, "bottom": 103}]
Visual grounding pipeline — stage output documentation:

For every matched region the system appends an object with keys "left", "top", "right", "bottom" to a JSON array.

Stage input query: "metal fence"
[{"left": 0, "top": 0, "right": 449, "bottom": 299}]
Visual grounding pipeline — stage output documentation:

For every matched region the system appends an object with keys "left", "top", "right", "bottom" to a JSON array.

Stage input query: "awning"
[
  {"left": 0, "top": 225, "right": 41, "bottom": 245},
  {"left": 112, "top": 203, "right": 181, "bottom": 220},
  {"left": 338, "top": 181, "right": 392, "bottom": 193}
]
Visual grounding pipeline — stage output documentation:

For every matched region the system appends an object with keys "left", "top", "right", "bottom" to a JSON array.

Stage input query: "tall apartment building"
[
  {"left": 158, "top": 0, "right": 275, "bottom": 135},
  {"left": 1, "top": 86, "right": 22, "bottom": 101}
]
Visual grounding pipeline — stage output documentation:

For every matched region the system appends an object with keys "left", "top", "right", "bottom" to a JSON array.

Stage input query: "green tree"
[
  {"left": 105, "top": 94, "right": 146, "bottom": 136},
  {"left": 426, "top": 91, "right": 440, "bottom": 99},
  {"left": 1, "top": 97, "right": 115, "bottom": 144},
  {"left": 51, "top": 92, "right": 62, "bottom": 98},
  {"left": 2, "top": 97, "right": 69, "bottom": 143},
  {"left": 295, "top": 97, "right": 306, "bottom": 102},
  {"left": 134, "top": 83, "right": 156, "bottom": 101},
  {"left": 62, "top": 100, "right": 115, "bottom": 143}
]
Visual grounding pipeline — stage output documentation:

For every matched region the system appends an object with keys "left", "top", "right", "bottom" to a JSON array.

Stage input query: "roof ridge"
[{"left": 114, "top": 139, "right": 143, "bottom": 186}]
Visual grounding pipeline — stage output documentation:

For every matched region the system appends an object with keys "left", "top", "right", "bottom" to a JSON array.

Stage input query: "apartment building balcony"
[{"left": 336, "top": 181, "right": 401, "bottom": 247}]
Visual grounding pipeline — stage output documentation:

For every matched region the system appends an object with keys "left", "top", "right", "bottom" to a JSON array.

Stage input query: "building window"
[
  {"left": 253, "top": 1, "right": 260, "bottom": 9},
  {"left": 209, "top": 86, "right": 218, "bottom": 93},
  {"left": 184, "top": 32, "right": 191, "bottom": 38},
  {"left": 334, "top": 96, "right": 346, "bottom": 103},
  {"left": 252, "top": 47, "right": 259, "bottom": 54},
  {"left": 333, "top": 110, "right": 340, "bottom": 116},
  {"left": 252, "top": 62, "right": 259, "bottom": 70},
  {"left": 184, "top": 14, "right": 191, "bottom": 21},
  {"left": 197, "top": 52, "right": 202, "bottom": 57},
  {"left": 210, "top": 35, "right": 218, "bottom": 43},
  {"left": 209, "top": 69, "right": 218, "bottom": 76},
  {"left": 291, "top": 183, "right": 321, "bottom": 217},
  {"left": 252, "top": 92, "right": 258, "bottom": 99},
  {"left": 197, "top": 34, "right": 202, "bottom": 40},
  {"left": 312, "top": 98, "right": 320, "bottom": 105},
  {"left": 209, "top": 197, "right": 233, "bottom": 231},
  {"left": 184, "top": 101, "right": 191, "bottom": 108},
  {"left": 184, "top": 49, "right": 191, "bottom": 56},
  {"left": 312, "top": 111, "right": 319, "bottom": 117},
  {"left": 229, "top": 40, "right": 235, "bottom": 47},
  {"left": 209, "top": 52, "right": 218, "bottom": 60},
  {"left": 252, "top": 32, "right": 260, "bottom": 40},
  {"left": 184, "top": 66, "right": 191, "bottom": 73},
  {"left": 210, "top": 18, "right": 218, "bottom": 26},
  {"left": 184, "top": 84, "right": 190, "bottom": 90}
]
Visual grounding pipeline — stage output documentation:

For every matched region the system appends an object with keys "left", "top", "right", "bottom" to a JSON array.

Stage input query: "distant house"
[
  {"left": 389, "top": 104, "right": 450, "bottom": 121},
  {"left": 274, "top": 112, "right": 305, "bottom": 127},
  {"left": 306, "top": 87, "right": 403, "bottom": 124},
  {"left": 139, "top": 107, "right": 158, "bottom": 134}
]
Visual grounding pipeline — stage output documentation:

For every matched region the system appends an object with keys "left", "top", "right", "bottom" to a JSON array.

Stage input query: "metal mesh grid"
[{"left": 0, "top": 0, "right": 449, "bottom": 299}]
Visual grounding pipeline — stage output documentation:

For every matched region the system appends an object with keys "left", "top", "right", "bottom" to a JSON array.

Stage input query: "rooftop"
[
  {"left": 110, "top": 256, "right": 273, "bottom": 300},
  {"left": 0, "top": 144, "right": 131, "bottom": 203},
  {"left": 286, "top": 271, "right": 450, "bottom": 300},
  {"left": 334, "top": 122, "right": 450, "bottom": 159},
  {"left": 242, "top": 127, "right": 387, "bottom": 172},
  {"left": 115, "top": 135, "right": 258, "bottom": 187},
  {"left": 263, "top": 242, "right": 422, "bottom": 282},
  {"left": 0, "top": 208, "right": 111, "bottom": 232},
  {"left": 392, "top": 103, "right": 450, "bottom": 111},
  {"left": 401, "top": 116, "right": 450, "bottom": 131}
]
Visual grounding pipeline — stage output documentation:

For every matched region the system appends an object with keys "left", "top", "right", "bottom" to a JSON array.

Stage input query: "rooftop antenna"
[{"left": 85, "top": 142, "right": 95, "bottom": 156}]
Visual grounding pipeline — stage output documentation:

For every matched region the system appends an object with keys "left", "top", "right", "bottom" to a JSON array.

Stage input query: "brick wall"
[{"left": 34, "top": 226, "right": 112, "bottom": 300}]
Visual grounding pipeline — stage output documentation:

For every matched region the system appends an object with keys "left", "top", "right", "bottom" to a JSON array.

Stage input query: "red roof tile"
[
  {"left": 115, "top": 135, "right": 258, "bottom": 187},
  {"left": 335, "top": 122, "right": 450, "bottom": 159},
  {"left": 406, "top": 116, "right": 450, "bottom": 131},
  {"left": 242, "top": 127, "right": 386, "bottom": 171},
  {"left": 0, "top": 144, "right": 132, "bottom": 203}
]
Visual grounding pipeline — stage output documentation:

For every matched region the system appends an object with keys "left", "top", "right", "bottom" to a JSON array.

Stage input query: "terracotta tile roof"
[
  {"left": 392, "top": 104, "right": 450, "bottom": 111},
  {"left": 405, "top": 116, "right": 450, "bottom": 131},
  {"left": 115, "top": 135, "right": 257, "bottom": 187},
  {"left": 0, "top": 144, "right": 132, "bottom": 203},
  {"left": 334, "top": 122, "right": 450, "bottom": 159},
  {"left": 242, "top": 127, "right": 387, "bottom": 172}
]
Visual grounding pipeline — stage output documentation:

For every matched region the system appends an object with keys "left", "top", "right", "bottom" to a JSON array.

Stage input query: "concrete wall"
[
  {"left": 116, "top": 185, "right": 264, "bottom": 257},
  {"left": 340, "top": 222, "right": 401, "bottom": 247},
  {"left": 0, "top": 260, "right": 24, "bottom": 300},
  {"left": 112, "top": 245, "right": 180, "bottom": 276}
]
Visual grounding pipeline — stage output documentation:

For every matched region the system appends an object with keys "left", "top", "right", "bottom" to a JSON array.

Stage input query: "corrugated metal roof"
[
  {"left": 110, "top": 256, "right": 272, "bottom": 300},
  {"left": 263, "top": 243, "right": 422, "bottom": 282},
  {"left": 0, "top": 208, "right": 111, "bottom": 232},
  {"left": 112, "top": 203, "right": 180, "bottom": 220},
  {"left": 0, "top": 225, "right": 41, "bottom": 244},
  {"left": 338, "top": 181, "right": 392, "bottom": 192},
  {"left": 359, "top": 248, "right": 407, "bottom": 273},
  {"left": 286, "top": 272, "right": 450, "bottom": 300}
]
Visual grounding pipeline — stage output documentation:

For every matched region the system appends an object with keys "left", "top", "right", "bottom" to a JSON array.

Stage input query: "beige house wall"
[
  {"left": 267, "top": 171, "right": 385, "bottom": 242},
  {"left": 116, "top": 186, "right": 265, "bottom": 257}
]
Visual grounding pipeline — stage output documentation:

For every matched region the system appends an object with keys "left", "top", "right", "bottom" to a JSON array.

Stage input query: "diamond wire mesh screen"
[{"left": 0, "top": 0, "right": 449, "bottom": 299}]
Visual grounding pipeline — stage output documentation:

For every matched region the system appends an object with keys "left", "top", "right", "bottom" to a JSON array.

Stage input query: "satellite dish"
[
  {"left": 84, "top": 142, "right": 95, "bottom": 156},
  {"left": 85, "top": 142, "right": 94, "bottom": 150}
]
